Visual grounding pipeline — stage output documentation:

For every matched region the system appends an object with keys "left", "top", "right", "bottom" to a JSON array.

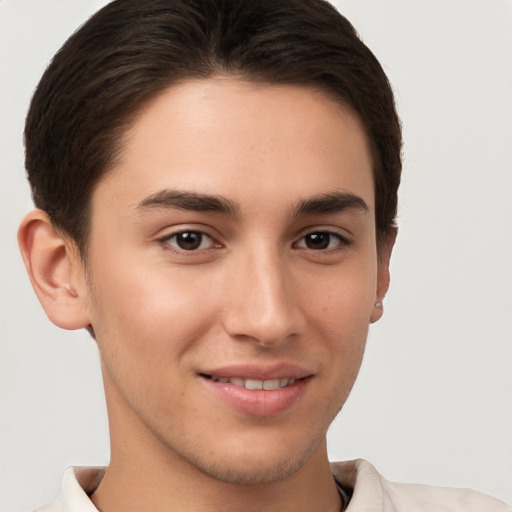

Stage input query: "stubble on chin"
[{"left": 159, "top": 414, "right": 338, "bottom": 486}]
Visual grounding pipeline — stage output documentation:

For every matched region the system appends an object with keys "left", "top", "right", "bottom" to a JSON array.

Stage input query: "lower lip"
[{"left": 201, "top": 377, "right": 310, "bottom": 417}]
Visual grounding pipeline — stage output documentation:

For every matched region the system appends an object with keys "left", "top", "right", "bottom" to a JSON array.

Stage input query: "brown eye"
[
  {"left": 305, "top": 233, "right": 330, "bottom": 250},
  {"left": 296, "top": 231, "right": 346, "bottom": 251},
  {"left": 166, "top": 231, "right": 214, "bottom": 251}
]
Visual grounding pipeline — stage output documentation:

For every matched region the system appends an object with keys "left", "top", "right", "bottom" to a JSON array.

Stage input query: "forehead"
[{"left": 94, "top": 78, "right": 374, "bottom": 217}]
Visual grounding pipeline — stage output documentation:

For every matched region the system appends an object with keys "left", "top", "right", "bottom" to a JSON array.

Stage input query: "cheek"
[
  {"left": 86, "top": 258, "right": 219, "bottom": 365},
  {"left": 301, "top": 258, "right": 377, "bottom": 333},
  {"left": 298, "top": 257, "right": 376, "bottom": 390}
]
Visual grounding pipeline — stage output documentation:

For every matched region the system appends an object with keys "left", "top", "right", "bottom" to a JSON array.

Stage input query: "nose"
[{"left": 222, "top": 246, "right": 304, "bottom": 347}]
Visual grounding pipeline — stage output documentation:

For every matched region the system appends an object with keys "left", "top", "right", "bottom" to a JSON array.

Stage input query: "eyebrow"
[
  {"left": 137, "top": 189, "right": 240, "bottom": 217},
  {"left": 293, "top": 191, "right": 369, "bottom": 216},
  {"left": 137, "top": 189, "right": 368, "bottom": 218}
]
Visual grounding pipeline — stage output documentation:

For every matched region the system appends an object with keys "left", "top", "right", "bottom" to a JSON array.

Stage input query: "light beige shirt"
[{"left": 34, "top": 459, "right": 510, "bottom": 512}]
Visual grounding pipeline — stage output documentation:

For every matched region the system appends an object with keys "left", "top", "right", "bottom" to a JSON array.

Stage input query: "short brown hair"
[{"left": 25, "top": 0, "right": 402, "bottom": 255}]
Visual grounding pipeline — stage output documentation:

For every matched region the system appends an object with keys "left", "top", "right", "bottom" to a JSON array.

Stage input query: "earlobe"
[
  {"left": 370, "top": 301, "right": 384, "bottom": 323},
  {"left": 17, "top": 209, "right": 91, "bottom": 330},
  {"left": 370, "top": 228, "right": 397, "bottom": 324}
]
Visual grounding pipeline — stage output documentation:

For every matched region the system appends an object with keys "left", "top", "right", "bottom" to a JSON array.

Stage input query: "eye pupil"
[
  {"left": 305, "top": 232, "right": 330, "bottom": 250},
  {"left": 176, "top": 232, "right": 202, "bottom": 250}
]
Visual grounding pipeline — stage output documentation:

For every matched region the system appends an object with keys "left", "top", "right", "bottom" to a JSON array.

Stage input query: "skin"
[{"left": 19, "top": 78, "right": 394, "bottom": 512}]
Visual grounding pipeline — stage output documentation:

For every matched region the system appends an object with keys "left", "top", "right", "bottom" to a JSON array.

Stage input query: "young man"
[{"left": 15, "top": 1, "right": 510, "bottom": 511}]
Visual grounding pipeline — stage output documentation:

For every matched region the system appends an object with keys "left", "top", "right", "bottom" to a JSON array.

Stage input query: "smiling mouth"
[
  {"left": 201, "top": 374, "right": 301, "bottom": 390},
  {"left": 199, "top": 371, "right": 312, "bottom": 416}
]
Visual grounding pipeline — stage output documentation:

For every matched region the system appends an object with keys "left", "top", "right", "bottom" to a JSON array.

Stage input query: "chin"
[
  {"left": 178, "top": 427, "right": 329, "bottom": 486},
  {"left": 194, "top": 450, "right": 311, "bottom": 485}
]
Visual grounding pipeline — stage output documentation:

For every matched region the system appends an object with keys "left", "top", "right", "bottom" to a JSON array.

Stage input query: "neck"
[
  {"left": 92, "top": 414, "right": 340, "bottom": 511},
  {"left": 92, "top": 445, "right": 340, "bottom": 512}
]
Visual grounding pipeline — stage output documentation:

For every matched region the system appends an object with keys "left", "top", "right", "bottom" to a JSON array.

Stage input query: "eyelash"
[
  {"left": 162, "top": 231, "right": 219, "bottom": 253},
  {"left": 160, "top": 229, "right": 350, "bottom": 255},
  {"left": 293, "top": 231, "right": 351, "bottom": 252}
]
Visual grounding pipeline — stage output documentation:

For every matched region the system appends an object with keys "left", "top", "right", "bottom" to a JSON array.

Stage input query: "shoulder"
[
  {"left": 32, "top": 466, "right": 105, "bottom": 512},
  {"left": 331, "top": 459, "right": 510, "bottom": 512}
]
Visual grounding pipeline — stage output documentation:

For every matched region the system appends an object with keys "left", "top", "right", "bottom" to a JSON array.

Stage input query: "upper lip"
[{"left": 199, "top": 363, "right": 313, "bottom": 381}]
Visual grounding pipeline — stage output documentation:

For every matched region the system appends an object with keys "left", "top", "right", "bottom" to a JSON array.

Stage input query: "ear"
[
  {"left": 18, "top": 209, "right": 91, "bottom": 330},
  {"left": 370, "top": 228, "right": 397, "bottom": 324}
]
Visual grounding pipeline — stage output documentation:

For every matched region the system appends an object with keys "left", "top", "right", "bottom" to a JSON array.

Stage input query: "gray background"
[{"left": 1, "top": 1, "right": 511, "bottom": 510}]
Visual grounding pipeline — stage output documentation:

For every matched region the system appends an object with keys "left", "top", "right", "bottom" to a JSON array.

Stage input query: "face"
[{"left": 81, "top": 78, "right": 390, "bottom": 484}]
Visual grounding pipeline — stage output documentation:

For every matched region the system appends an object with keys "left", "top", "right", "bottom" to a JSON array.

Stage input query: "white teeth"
[
  {"left": 263, "top": 379, "right": 281, "bottom": 390},
  {"left": 209, "top": 375, "right": 297, "bottom": 389},
  {"left": 245, "top": 378, "right": 263, "bottom": 390}
]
